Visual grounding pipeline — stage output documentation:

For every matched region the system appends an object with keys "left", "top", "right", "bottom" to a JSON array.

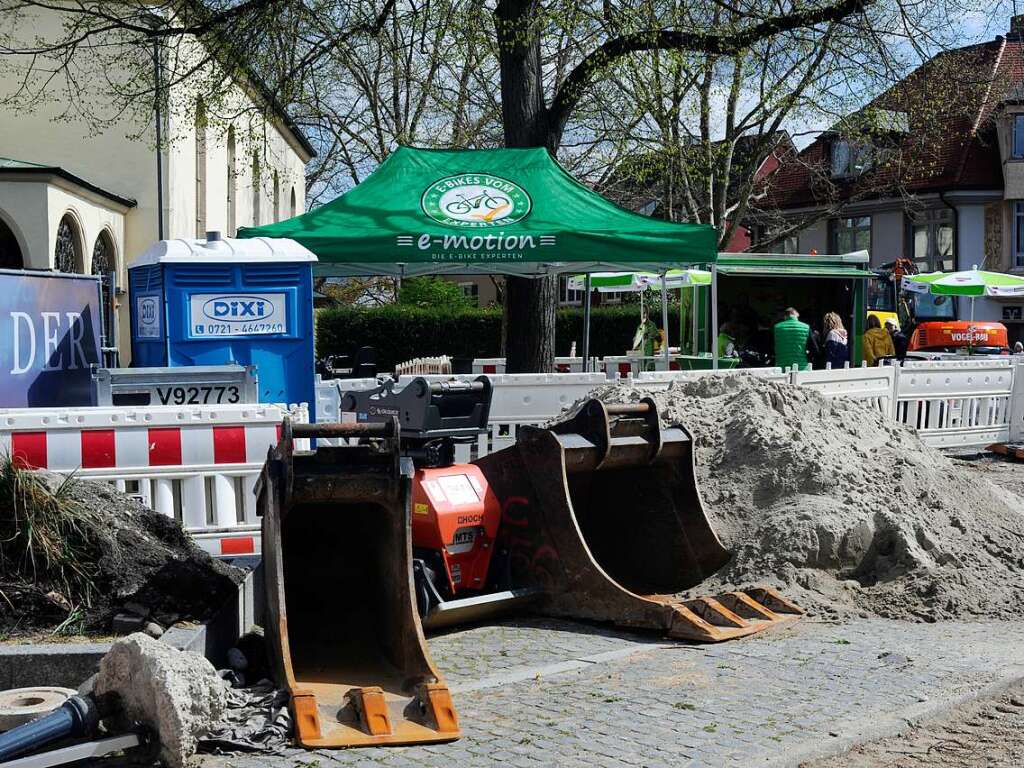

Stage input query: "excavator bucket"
[
  {"left": 256, "top": 421, "right": 460, "bottom": 748},
  {"left": 476, "top": 397, "right": 802, "bottom": 642}
]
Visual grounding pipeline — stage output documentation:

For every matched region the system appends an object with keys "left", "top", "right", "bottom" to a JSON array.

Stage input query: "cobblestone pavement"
[
  {"left": 805, "top": 678, "right": 1024, "bottom": 767},
  {"left": 191, "top": 617, "right": 1024, "bottom": 768}
]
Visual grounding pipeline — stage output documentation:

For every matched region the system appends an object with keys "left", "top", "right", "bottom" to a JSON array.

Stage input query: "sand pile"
[{"left": 590, "top": 374, "right": 1024, "bottom": 621}]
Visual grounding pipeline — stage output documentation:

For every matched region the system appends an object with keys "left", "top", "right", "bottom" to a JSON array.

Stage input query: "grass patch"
[
  {"left": 0, "top": 455, "right": 100, "bottom": 609},
  {"left": 674, "top": 702, "right": 697, "bottom": 710}
]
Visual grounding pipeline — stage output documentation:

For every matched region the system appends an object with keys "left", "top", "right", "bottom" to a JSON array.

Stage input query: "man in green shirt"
[{"left": 773, "top": 307, "right": 818, "bottom": 371}]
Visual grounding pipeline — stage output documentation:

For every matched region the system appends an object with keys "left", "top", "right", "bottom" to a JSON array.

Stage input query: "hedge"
[{"left": 316, "top": 305, "right": 682, "bottom": 371}]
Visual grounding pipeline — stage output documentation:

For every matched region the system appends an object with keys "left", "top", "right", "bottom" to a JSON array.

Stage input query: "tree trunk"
[{"left": 496, "top": 0, "right": 556, "bottom": 373}]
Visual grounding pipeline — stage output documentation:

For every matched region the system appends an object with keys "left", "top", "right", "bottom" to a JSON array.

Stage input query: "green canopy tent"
[{"left": 239, "top": 146, "right": 718, "bottom": 369}]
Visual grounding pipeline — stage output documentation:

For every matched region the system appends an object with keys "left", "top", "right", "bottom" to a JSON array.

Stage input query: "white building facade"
[{"left": 0, "top": 4, "right": 313, "bottom": 362}]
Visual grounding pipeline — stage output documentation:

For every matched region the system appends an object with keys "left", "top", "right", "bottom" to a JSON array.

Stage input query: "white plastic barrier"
[
  {"left": 792, "top": 365, "right": 896, "bottom": 416},
  {"left": 606, "top": 355, "right": 725, "bottom": 379},
  {"left": 314, "top": 374, "right": 381, "bottom": 446},
  {"left": 603, "top": 355, "right": 671, "bottom": 378},
  {"left": 634, "top": 367, "right": 788, "bottom": 389},
  {"left": 472, "top": 357, "right": 595, "bottom": 374},
  {"left": 401, "top": 372, "right": 608, "bottom": 461},
  {"left": 480, "top": 372, "right": 608, "bottom": 457},
  {"left": 0, "top": 403, "right": 308, "bottom": 557},
  {"left": 894, "top": 359, "right": 1014, "bottom": 449},
  {"left": 472, "top": 358, "right": 505, "bottom": 374},
  {"left": 1009, "top": 361, "right": 1024, "bottom": 444}
]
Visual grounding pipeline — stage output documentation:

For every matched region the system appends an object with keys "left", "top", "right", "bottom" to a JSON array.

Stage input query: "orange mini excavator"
[{"left": 256, "top": 377, "right": 802, "bottom": 749}]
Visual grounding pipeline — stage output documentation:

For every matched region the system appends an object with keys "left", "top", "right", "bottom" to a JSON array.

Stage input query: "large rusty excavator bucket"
[
  {"left": 475, "top": 398, "right": 802, "bottom": 642},
  {"left": 256, "top": 421, "right": 460, "bottom": 748}
]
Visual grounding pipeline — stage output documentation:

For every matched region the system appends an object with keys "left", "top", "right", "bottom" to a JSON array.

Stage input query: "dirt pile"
[
  {"left": 590, "top": 374, "right": 1024, "bottom": 621},
  {"left": 0, "top": 470, "right": 242, "bottom": 638}
]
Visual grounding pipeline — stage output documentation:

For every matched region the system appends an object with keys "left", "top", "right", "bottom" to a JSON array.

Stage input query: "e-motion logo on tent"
[{"left": 422, "top": 174, "right": 531, "bottom": 228}]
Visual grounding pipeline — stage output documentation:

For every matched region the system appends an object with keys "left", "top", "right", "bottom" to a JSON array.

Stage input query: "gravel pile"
[{"left": 589, "top": 374, "right": 1024, "bottom": 621}]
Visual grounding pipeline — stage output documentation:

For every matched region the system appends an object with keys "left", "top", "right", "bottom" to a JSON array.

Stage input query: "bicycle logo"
[{"left": 422, "top": 174, "right": 531, "bottom": 228}]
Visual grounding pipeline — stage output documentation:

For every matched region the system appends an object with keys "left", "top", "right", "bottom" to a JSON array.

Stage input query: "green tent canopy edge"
[{"left": 237, "top": 146, "right": 718, "bottom": 277}]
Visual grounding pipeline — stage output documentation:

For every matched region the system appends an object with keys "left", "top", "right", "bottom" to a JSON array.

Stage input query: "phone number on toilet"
[{"left": 193, "top": 322, "right": 285, "bottom": 335}]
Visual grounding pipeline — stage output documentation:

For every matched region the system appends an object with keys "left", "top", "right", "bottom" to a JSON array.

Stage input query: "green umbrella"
[
  {"left": 567, "top": 269, "right": 711, "bottom": 293},
  {"left": 568, "top": 269, "right": 713, "bottom": 367},
  {"left": 902, "top": 266, "right": 1024, "bottom": 322}
]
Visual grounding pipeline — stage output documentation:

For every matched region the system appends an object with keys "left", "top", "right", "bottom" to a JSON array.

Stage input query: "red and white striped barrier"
[
  {"left": 0, "top": 404, "right": 307, "bottom": 557},
  {"left": 471, "top": 357, "right": 594, "bottom": 374}
]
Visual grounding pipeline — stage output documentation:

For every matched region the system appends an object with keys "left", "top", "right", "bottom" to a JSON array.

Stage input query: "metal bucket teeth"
[{"left": 667, "top": 588, "right": 804, "bottom": 642}]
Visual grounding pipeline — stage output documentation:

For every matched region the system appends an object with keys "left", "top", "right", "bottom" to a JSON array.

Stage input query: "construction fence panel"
[
  {"left": 634, "top": 368, "right": 788, "bottom": 390},
  {"left": 0, "top": 403, "right": 308, "bottom": 557},
  {"left": 314, "top": 375, "right": 383, "bottom": 447},
  {"left": 894, "top": 359, "right": 1014, "bottom": 450},
  {"left": 404, "top": 372, "right": 607, "bottom": 460},
  {"left": 791, "top": 365, "right": 896, "bottom": 416},
  {"left": 472, "top": 357, "right": 594, "bottom": 374},
  {"left": 602, "top": 356, "right": 684, "bottom": 379},
  {"left": 1009, "top": 360, "right": 1024, "bottom": 443}
]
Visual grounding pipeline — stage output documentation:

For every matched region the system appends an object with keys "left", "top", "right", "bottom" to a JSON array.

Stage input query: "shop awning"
[
  {"left": 238, "top": 146, "right": 717, "bottom": 277},
  {"left": 716, "top": 264, "right": 875, "bottom": 278},
  {"left": 714, "top": 251, "right": 872, "bottom": 279}
]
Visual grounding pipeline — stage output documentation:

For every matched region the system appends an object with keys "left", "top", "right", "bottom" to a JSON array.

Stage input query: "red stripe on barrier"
[
  {"left": 276, "top": 423, "right": 282, "bottom": 442},
  {"left": 213, "top": 426, "right": 246, "bottom": 464},
  {"left": 11, "top": 432, "right": 47, "bottom": 469},
  {"left": 81, "top": 430, "right": 116, "bottom": 468},
  {"left": 618, "top": 363, "right": 631, "bottom": 378},
  {"left": 148, "top": 428, "right": 182, "bottom": 466},
  {"left": 220, "top": 537, "right": 255, "bottom": 555},
  {"left": 483, "top": 364, "right": 496, "bottom": 374}
]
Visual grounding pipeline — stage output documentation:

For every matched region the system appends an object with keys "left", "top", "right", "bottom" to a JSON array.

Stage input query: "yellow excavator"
[{"left": 255, "top": 381, "right": 802, "bottom": 749}]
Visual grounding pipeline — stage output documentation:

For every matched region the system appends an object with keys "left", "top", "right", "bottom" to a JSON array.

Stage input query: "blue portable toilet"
[{"left": 128, "top": 234, "right": 317, "bottom": 415}]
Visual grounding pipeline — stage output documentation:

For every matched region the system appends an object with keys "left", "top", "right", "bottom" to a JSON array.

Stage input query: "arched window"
[
  {"left": 226, "top": 127, "right": 236, "bottom": 236},
  {"left": 273, "top": 171, "right": 280, "bottom": 223},
  {"left": 91, "top": 231, "right": 117, "bottom": 351},
  {"left": 289, "top": 186, "right": 297, "bottom": 218},
  {"left": 54, "top": 215, "right": 82, "bottom": 273},
  {"left": 252, "top": 153, "right": 261, "bottom": 226},
  {"left": 0, "top": 216, "right": 23, "bottom": 269},
  {"left": 195, "top": 98, "right": 206, "bottom": 237}
]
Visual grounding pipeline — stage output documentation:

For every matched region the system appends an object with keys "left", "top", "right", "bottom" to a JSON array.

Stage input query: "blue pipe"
[{"left": 0, "top": 695, "right": 98, "bottom": 762}]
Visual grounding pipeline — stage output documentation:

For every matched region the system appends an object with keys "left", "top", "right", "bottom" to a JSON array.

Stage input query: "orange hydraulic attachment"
[{"left": 411, "top": 465, "right": 502, "bottom": 595}]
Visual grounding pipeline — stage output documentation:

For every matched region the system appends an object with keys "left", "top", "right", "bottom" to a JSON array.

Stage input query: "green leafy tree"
[
  {"left": 0, "top": 0, "right": 1003, "bottom": 371},
  {"left": 398, "top": 276, "right": 474, "bottom": 311}
]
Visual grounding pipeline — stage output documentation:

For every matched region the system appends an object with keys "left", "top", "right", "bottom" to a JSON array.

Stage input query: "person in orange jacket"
[{"left": 862, "top": 314, "right": 895, "bottom": 366}]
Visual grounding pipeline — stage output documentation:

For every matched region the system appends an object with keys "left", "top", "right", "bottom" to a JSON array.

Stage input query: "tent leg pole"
[
  {"left": 661, "top": 274, "right": 670, "bottom": 368},
  {"left": 691, "top": 287, "right": 698, "bottom": 355},
  {"left": 711, "top": 264, "right": 719, "bottom": 370},
  {"left": 582, "top": 274, "right": 592, "bottom": 372}
]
